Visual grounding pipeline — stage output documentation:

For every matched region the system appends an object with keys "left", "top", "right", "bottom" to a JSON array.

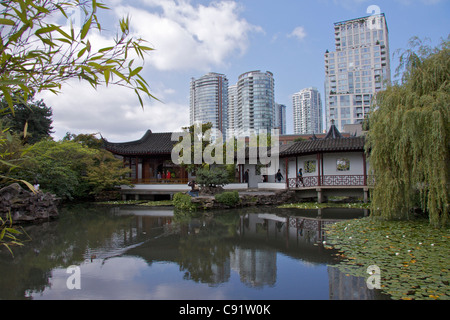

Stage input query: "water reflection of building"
[
  {"left": 328, "top": 266, "right": 388, "bottom": 300},
  {"left": 119, "top": 208, "right": 369, "bottom": 294},
  {"left": 230, "top": 248, "right": 276, "bottom": 288},
  {"left": 237, "top": 210, "right": 341, "bottom": 250},
  {"left": 210, "top": 259, "right": 231, "bottom": 286}
]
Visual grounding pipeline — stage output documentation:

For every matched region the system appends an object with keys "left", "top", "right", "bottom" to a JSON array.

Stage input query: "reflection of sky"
[{"left": 30, "top": 252, "right": 330, "bottom": 300}]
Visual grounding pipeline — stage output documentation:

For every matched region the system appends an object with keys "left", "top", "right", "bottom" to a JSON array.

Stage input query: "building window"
[
  {"left": 304, "top": 160, "right": 316, "bottom": 173},
  {"left": 337, "top": 158, "right": 350, "bottom": 171}
]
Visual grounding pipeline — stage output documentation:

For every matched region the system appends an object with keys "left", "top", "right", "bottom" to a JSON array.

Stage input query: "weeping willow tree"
[{"left": 367, "top": 37, "right": 449, "bottom": 228}]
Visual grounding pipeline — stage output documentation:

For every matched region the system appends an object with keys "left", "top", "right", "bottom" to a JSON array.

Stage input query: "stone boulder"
[
  {"left": 0, "top": 183, "right": 59, "bottom": 223},
  {"left": 191, "top": 190, "right": 297, "bottom": 210}
]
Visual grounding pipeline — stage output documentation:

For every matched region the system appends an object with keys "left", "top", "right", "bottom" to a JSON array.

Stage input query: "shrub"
[
  {"left": 173, "top": 192, "right": 197, "bottom": 212},
  {"left": 196, "top": 166, "right": 230, "bottom": 188},
  {"left": 215, "top": 191, "right": 240, "bottom": 207}
]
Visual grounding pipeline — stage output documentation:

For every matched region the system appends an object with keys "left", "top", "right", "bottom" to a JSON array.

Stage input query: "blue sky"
[{"left": 39, "top": 0, "right": 450, "bottom": 142}]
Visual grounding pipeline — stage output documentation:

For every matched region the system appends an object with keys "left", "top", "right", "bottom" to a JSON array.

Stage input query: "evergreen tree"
[{"left": 2, "top": 98, "right": 54, "bottom": 144}]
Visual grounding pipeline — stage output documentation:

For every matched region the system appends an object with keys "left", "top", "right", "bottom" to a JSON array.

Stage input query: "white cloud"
[
  {"left": 25, "top": 0, "right": 265, "bottom": 144},
  {"left": 115, "top": 0, "right": 262, "bottom": 71},
  {"left": 288, "top": 26, "right": 307, "bottom": 41},
  {"left": 37, "top": 80, "right": 188, "bottom": 142}
]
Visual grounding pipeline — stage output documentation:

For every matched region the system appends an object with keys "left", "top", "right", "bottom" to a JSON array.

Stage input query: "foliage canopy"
[
  {"left": 367, "top": 37, "right": 449, "bottom": 227},
  {"left": 1, "top": 97, "right": 53, "bottom": 144},
  {"left": 0, "top": 0, "right": 155, "bottom": 112},
  {"left": 1, "top": 134, "right": 131, "bottom": 200}
]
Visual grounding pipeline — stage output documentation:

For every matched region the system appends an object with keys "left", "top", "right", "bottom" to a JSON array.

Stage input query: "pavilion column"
[
  {"left": 321, "top": 153, "right": 324, "bottom": 184},
  {"left": 285, "top": 157, "right": 288, "bottom": 188},
  {"left": 135, "top": 157, "right": 139, "bottom": 181},
  {"left": 317, "top": 153, "right": 321, "bottom": 186},
  {"left": 362, "top": 152, "right": 367, "bottom": 186},
  {"left": 363, "top": 152, "right": 369, "bottom": 203}
]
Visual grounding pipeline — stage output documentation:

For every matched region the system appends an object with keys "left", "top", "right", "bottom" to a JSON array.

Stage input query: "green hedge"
[
  {"left": 215, "top": 191, "right": 240, "bottom": 207},
  {"left": 173, "top": 192, "right": 197, "bottom": 212}
]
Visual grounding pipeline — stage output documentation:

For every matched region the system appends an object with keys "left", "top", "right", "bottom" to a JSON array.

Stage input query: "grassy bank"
[{"left": 324, "top": 217, "right": 450, "bottom": 300}]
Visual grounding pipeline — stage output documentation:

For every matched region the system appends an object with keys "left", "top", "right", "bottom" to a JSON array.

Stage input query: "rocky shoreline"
[
  {"left": 0, "top": 183, "right": 59, "bottom": 224},
  {"left": 191, "top": 190, "right": 299, "bottom": 210}
]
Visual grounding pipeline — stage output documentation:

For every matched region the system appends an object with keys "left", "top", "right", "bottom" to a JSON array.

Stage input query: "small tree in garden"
[{"left": 195, "top": 166, "right": 230, "bottom": 193}]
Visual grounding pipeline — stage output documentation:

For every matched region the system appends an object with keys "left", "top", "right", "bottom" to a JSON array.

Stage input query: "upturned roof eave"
[{"left": 280, "top": 147, "right": 365, "bottom": 157}]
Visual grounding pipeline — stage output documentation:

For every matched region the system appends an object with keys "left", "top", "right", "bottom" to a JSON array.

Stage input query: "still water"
[{"left": 0, "top": 204, "right": 384, "bottom": 300}]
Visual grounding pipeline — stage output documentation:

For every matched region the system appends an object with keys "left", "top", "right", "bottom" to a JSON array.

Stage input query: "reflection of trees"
[
  {"left": 176, "top": 219, "right": 238, "bottom": 285},
  {"left": 0, "top": 205, "right": 368, "bottom": 299},
  {"left": 0, "top": 205, "right": 137, "bottom": 299}
]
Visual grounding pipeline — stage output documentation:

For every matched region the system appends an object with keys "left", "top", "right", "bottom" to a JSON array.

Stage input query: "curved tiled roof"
[
  {"left": 103, "top": 130, "right": 178, "bottom": 155},
  {"left": 280, "top": 123, "right": 365, "bottom": 156},
  {"left": 103, "top": 125, "right": 366, "bottom": 158},
  {"left": 280, "top": 136, "right": 365, "bottom": 156}
]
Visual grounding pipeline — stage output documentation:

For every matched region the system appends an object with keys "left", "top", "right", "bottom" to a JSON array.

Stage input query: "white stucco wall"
[{"left": 279, "top": 151, "right": 368, "bottom": 179}]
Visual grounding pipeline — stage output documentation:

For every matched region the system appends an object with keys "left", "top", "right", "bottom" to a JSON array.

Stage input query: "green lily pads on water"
[{"left": 325, "top": 217, "right": 450, "bottom": 300}]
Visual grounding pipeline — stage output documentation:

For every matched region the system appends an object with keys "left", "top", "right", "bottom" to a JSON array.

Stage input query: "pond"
[{"left": 0, "top": 204, "right": 389, "bottom": 300}]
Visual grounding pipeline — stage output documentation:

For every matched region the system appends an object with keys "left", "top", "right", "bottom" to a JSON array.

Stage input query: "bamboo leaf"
[
  {"left": 104, "top": 68, "right": 110, "bottom": 85},
  {"left": 130, "top": 66, "right": 143, "bottom": 77},
  {"left": 77, "top": 46, "right": 87, "bottom": 58},
  {"left": 23, "top": 121, "right": 28, "bottom": 138},
  {"left": 111, "top": 69, "right": 129, "bottom": 83},
  {"left": 1, "top": 243, "right": 14, "bottom": 257},
  {"left": 0, "top": 18, "right": 15, "bottom": 26},
  {"left": 98, "top": 46, "right": 114, "bottom": 53},
  {"left": 81, "top": 16, "right": 92, "bottom": 40},
  {"left": 35, "top": 25, "right": 58, "bottom": 35},
  {"left": 0, "top": 86, "right": 13, "bottom": 111}
]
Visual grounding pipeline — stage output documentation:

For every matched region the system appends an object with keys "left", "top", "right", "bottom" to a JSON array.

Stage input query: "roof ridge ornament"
[{"left": 325, "top": 119, "right": 343, "bottom": 139}]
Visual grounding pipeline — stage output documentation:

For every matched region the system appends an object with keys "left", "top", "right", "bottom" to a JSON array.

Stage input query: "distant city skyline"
[
  {"left": 35, "top": 1, "right": 449, "bottom": 142},
  {"left": 190, "top": 70, "right": 288, "bottom": 139}
]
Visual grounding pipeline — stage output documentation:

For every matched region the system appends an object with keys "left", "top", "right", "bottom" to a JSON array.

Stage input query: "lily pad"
[{"left": 325, "top": 217, "right": 450, "bottom": 300}]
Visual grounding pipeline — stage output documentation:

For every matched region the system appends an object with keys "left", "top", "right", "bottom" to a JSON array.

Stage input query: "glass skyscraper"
[
  {"left": 190, "top": 72, "right": 229, "bottom": 140},
  {"left": 227, "top": 84, "right": 238, "bottom": 140},
  {"left": 233, "top": 70, "right": 275, "bottom": 137},
  {"left": 324, "top": 13, "right": 391, "bottom": 131},
  {"left": 292, "top": 87, "right": 322, "bottom": 134},
  {"left": 274, "top": 103, "right": 287, "bottom": 135}
]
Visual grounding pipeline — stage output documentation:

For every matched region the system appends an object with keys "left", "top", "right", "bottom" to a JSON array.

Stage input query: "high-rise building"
[
  {"left": 324, "top": 13, "right": 391, "bottom": 131},
  {"left": 274, "top": 103, "right": 287, "bottom": 135},
  {"left": 292, "top": 87, "right": 322, "bottom": 134},
  {"left": 227, "top": 84, "right": 238, "bottom": 140},
  {"left": 233, "top": 70, "right": 275, "bottom": 137},
  {"left": 190, "top": 72, "right": 228, "bottom": 140}
]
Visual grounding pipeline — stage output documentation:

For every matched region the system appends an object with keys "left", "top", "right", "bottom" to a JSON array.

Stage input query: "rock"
[
  {"left": 0, "top": 183, "right": 59, "bottom": 223},
  {"left": 199, "top": 186, "right": 224, "bottom": 196},
  {"left": 190, "top": 190, "right": 296, "bottom": 210}
]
